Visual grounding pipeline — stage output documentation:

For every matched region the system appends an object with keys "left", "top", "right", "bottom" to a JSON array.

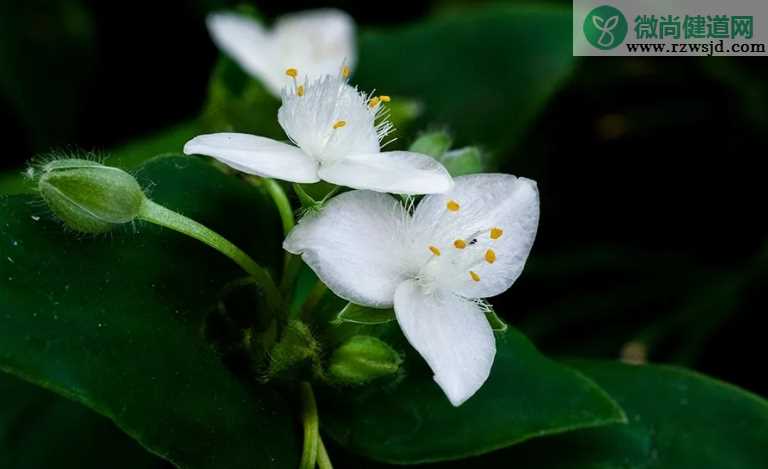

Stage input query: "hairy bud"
[
  {"left": 37, "top": 159, "right": 145, "bottom": 234},
  {"left": 328, "top": 335, "right": 402, "bottom": 385}
]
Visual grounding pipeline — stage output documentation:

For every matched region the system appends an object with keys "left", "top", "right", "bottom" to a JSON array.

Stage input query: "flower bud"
[
  {"left": 37, "top": 159, "right": 146, "bottom": 234},
  {"left": 328, "top": 335, "right": 402, "bottom": 385},
  {"left": 409, "top": 130, "right": 453, "bottom": 158}
]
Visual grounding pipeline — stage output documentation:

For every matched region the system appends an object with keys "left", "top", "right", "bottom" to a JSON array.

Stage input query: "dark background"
[{"left": 2, "top": 0, "right": 766, "bottom": 400}]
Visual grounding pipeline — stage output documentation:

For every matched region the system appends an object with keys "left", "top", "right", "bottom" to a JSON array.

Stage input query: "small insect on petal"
[
  {"left": 429, "top": 245, "right": 441, "bottom": 256},
  {"left": 490, "top": 227, "right": 503, "bottom": 239},
  {"left": 469, "top": 271, "right": 480, "bottom": 282},
  {"left": 453, "top": 239, "right": 466, "bottom": 249},
  {"left": 446, "top": 200, "right": 460, "bottom": 212},
  {"left": 297, "top": 85, "right": 305, "bottom": 97},
  {"left": 285, "top": 68, "right": 298, "bottom": 78},
  {"left": 485, "top": 249, "right": 496, "bottom": 264},
  {"left": 333, "top": 120, "right": 347, "bottom": 129}
]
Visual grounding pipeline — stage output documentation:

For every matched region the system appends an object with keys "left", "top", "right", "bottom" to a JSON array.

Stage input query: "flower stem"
[
  {"left": 262, "top": 178, "right": 295, "bottom": 235},
  {"left": 138, "top": 199, "right": 282, "bottom": 314},
  {"left": 317, "top": 435, "right": 333, "bottom": 469},
  {"left": 259, "top": 178, "right": 303, "bottom": 299},
  {"left": 299, "top": 381, "right": 320, "bottom": 469}
]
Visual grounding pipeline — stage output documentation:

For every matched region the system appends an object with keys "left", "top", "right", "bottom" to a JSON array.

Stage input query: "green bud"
[
  {"left": 328, "top": 335, "right": 402, "bottom": 385},
  {"left": 37, "top": 159, "right": 146, "bottom": 234},
  {"left": 440, "top": 146, "right": 486, "bottom": 176},
  {"left": 409, "top": 130, "right": 453, "bottom": 158}
]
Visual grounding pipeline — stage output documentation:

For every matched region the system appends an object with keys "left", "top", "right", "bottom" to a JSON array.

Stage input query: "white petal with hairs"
[{"left": 184, "top": 75, "right": 453, "bottom": 194}]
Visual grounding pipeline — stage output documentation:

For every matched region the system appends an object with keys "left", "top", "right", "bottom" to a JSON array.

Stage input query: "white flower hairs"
[
  {"left": 184, "top": 69, "right": 454, "bottom": 195},
  {"left": 285, "top": 174, "right": 540, "bottom": 405},
  {"left": 206, "top": 9, "right": 356, "bottom": 97}
]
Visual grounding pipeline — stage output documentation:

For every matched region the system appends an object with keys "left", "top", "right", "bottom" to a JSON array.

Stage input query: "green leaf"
[
  {"left": 107, "top": 120, "right": 201, "bottom": 169},
  {"left": 479, "top": 360, "right": 768, "bottom": 469},
  {"left": 333, "top": 303, "right": 396, "bottom": 325},
  {"left": 0, "top": 155, "right": 298, "bottom": 468},
  {"left": 319, "top": 328, "right": 626, "bottom": 464},
  {"left": 355, "top": 5, "right": 574, "bottom": 153},
  {"left": 0, "top": 372, "right": 168, "bottom": 468}
]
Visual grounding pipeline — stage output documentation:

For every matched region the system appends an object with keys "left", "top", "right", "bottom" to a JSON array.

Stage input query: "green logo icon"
[{"left": 583, "top": 5, "right": 628, "bottom": 50}]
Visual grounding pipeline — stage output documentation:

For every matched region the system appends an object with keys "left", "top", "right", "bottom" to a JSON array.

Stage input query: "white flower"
[
  {"left": 206, "top": 9, "right": 356, "bottom": 97},
  {"left": 184, "top": 74, "right": 454, "bottom": 194},
  {"left": 284, "top": 174, "right": 540, "bottom": 405}
]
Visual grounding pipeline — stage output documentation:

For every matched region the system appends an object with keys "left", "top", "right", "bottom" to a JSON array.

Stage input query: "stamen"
[
  {"left": 485, "top": 249, "right": 496, "bottom": 264},
  {"left": 453, "top": 239, "right": 466, "bottom": 249},
  {"left": 368, "top": 96, "right": 380, "bottom": 108},
  {"left": 429, "top": 245, "right": 441, "bottom": 256},
  {"left": 469, "top": 271, "right": 480, "bottom": 282},
  {"left": 446, "top": 200, "right": 460, "bottom": 212},
  {"left": 380, "top": 95, "right": 391, "bottom": 102},
  {"left": 333, "top": 120, "right": 347, "bottom": 129},
  {"left": 297, "top": 85, "right": 305, "bottom": 97},
  {"left": 285, "top": 68, "right": 298, "bottom": 78},
  {"left": 342, "top": 65, "right": 351, "bottom": 78},
  {"left": 491, "top": 227, "right": 503, "bottom": 239}
]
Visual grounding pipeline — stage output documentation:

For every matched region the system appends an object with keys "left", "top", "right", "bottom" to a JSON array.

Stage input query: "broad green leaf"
[
  {"left": 355, "top": 5, "right": 574, "bottom": 153},
  {"left": 318, "top": 328, "right": 626, "bottom": 464},
  {"left": 468, "top": 360, "right": 768, "bottom": 469},
  {"left": 107, "top": 121, "right": 201, "bottom": 169},
  {"left": 0, "top": 155, "right": 298, "bottom": 468},
  {"left": 0, "top": 170, "right": 30, "bottom": 196},
  {"left": 0, "top": 372, "right": 168, "bottom": 469},
  {"left": 333, "top": 303, "right": 396, "bottom": 325}
]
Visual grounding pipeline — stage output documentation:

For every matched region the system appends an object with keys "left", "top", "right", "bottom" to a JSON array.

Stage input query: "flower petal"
[
  {"left": 183, "top": 133, "right": 319, "bottom": 183},
  {"left": 410, "top": 174, "right": 539, "bottom": 298},
  {"left": 205, "top": 13, "right": 281, "bottom": 94},
  {"left": 283, "top": 190, "right": 410, "bottom": 307},
  {"left": 273, "top": 9, "right": 356, "bottom": 81},
  {"left": 318, "top": 151, "right": 454, "bottom": 194},
  {"left": 394, "top": 280, "right": 496, "bottom": 406}
]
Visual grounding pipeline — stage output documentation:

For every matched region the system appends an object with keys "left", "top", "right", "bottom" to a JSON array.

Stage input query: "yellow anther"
[
  {"left": 490, "top": 227, "right": 503, "bottom": 239},
  {"left": 429, "top": 245, "right": 441, "bottom": 256},
  {"left": 469, "top": 271, "right": 480, "bottom": 282},
  {"left": 380, "top": 95, "right": 391, "bottom": 102},
  {"left": 285, "top": 68, "right": 298, "bottom": 78},
  {"left": 446, "top": 200, "right": 460, "bottom": 212},
  {"left": 368, "top": 96, "right": 380, "bottom": 107},
  {"left": 297, "top": 85, "right": 305, "bottom": 97},
  {"left": 333, "top": 120, "right": 347, "bottom": 129},
  {"left": 342, "top": 65, "right": 351, "bottom": 78},
  {"left": 485, "top": 249, "right": 496, "bottom": 264},
  {"left": 453, "top": 239, "right": 466, "bottom": 249}
]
